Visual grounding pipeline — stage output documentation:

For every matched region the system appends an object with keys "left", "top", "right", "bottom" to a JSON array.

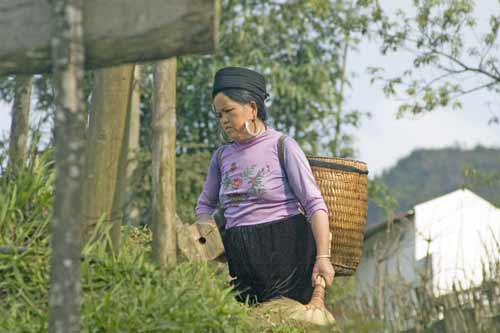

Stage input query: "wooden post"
[
  {"left": 0, "top": 0, "right": 221, "bottom": 75},
  {"left": 126, "top": 65, "right": 141, "bottom": 226},
  {"left": 82, "top": 64, "right": 134, "bottom": 255},
  {"left": 151, "top": 58, "right": 177, "bottom": 269},
  {"left": 48, "top": 0, "right": 85, "bottom": 332},
  {"left": 8, "top": 75, "right": 32, "bottom": 170}
]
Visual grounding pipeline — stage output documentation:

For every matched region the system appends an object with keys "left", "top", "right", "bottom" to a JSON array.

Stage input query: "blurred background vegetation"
[{"left": 1, "top": 0, "right": 499, "bottom": 331}]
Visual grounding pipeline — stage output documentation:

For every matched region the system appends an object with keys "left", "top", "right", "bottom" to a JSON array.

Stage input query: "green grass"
[
  {"left": 0, "top": 148, "right": 314, "bottom": 332},
  {"left": 0, "top": 145, "right": 386, "bottom": 332}
]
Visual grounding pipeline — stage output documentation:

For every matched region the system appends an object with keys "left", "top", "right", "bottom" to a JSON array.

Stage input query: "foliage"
[
  {"left": 79, "top": 249, "right": 252, "bottom": 332},
  {"left": 367, "top": 145, "right": 500, "bottom": 224},
  {"left": 0, "top": 72, "right": 95, "bottom": 149},
  {"left": 1, "top": 239, "right": 254, "bottom": 332},
  {"left": 0, "top": 145, "right": 316, "bottom": 332},
  {"left": 0, "top": 147, "right": 54, "bottom": 234},
  {"left": 128, "top": 149, "right": 211, "bottom": 225},
  {"left": 127, "top": 0, "right": 381, "bottom": 225},
  {"left": 0, "top": 141, "right": 389, "bottom": 332},
  {"left": 0, "top": 151, "right": 247, "bottom": 331},
  {"left": 366, "top": 179, "right": 399, "bottom": 223},
  {"left": 370, "top": 0, "right": 500, "bottom": 120},
  {"left": 151, "top": 0, "right": 376, "bottom": 157},
  {"left": 175, "top": 151, "right": 213, "bottom": 223}
]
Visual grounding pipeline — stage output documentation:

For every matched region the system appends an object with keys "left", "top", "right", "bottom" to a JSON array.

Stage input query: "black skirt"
[{"left": 222, "top": 214, "right": 316, "bottom": 305}]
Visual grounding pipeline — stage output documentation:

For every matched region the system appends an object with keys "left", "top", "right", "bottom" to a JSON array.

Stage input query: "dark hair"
[{"left": 218, "top": 88, "right": 268, "bottom": 122}]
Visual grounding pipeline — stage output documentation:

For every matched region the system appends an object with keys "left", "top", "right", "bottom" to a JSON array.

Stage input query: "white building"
[{"left": 356, "top": 189, "right": 500, "bottom": 320}]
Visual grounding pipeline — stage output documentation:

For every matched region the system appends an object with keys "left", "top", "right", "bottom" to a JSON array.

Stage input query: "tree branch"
[
  {"left": 453, "top": 80, "right": 499, "bottom": 99},
  {"left": 432, "top": 49, "right": 500, "bottom": 82}
]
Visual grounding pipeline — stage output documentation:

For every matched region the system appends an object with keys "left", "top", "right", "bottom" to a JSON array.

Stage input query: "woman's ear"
[{"left": 249, "top": 101, "right": 258, "bottom": 119}]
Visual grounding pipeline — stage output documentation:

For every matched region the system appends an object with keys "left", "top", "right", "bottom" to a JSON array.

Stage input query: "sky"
[
  {"left": 0, "top": 0, "right": 499, "bottom": 176},
  {"left": 345, "top": 0, "right": 500, "bottom": 176}
]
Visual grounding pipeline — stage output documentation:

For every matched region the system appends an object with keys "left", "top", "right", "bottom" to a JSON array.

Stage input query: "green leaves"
[
  {"left": 173, "top": 0, "right": 378, "bottom": 156},
  {"left": 372, "top": 0, "right": 500, "bottom": 116}
]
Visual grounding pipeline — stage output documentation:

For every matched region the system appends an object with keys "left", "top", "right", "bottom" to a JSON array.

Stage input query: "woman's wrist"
[
  {"left": 195, "top": 214, "right": 211, "bottom": 223},
  {"left": 316, "top": 254, "right": 330, "bottom": 258}
]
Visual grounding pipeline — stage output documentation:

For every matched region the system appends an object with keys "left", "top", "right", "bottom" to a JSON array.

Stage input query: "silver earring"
[{"left": 245, "top": 119, "right": 259, "bottom": 137}]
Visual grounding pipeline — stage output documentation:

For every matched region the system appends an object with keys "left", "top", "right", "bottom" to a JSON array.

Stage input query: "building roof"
[
  {"left": 363, "top": 188, "right": 500, "bottom": 240},
  {"left": 363, "top": 210, "right": 414, "bottom": 240}
]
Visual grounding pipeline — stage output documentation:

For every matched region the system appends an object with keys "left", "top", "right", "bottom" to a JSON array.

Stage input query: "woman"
[{"left": 195, "top": 66, "right": 334, "bottom": 305}]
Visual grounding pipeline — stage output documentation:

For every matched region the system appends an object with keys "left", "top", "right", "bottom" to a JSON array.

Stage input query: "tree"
[
  {"left": 82, "top": 64, "right": 134, "bottom": 255},
  {"left": 370, "top": 0, "right": 500, "bottom": 121},
  {"left": 175, "top": 0, "right": 377, "bottom": 157},
  {"left": 8, "top": 75, "right": 32, "bottom": 170},
  {"left": 151, "top": 58, "right": 177, "bottom": 269},
  {"left": 48, "top": 0, "right": 85, "bottom": 331},
  {"left": 127, "top": 0, "right": 379, "bottom": 225}
]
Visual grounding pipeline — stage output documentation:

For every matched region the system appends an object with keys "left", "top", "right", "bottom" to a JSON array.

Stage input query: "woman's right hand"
[{"left": 195, "top": 214, "right": 212, "bottom": 224}]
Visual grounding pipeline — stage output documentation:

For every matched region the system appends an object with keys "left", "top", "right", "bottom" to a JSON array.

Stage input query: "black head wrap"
[{"left": 212, "top": 67, "right": 268, "bottom": 100}]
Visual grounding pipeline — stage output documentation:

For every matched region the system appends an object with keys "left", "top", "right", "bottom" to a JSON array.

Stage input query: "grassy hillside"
[{"left": 367, "top": 145, "right": 500, "bottom": 224}]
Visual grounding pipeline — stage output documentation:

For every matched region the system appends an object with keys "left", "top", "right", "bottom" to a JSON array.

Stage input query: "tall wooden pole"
[
  {"left": 8, "top": 75, "right": 33, "bottom": 170},
  {"left": 48, "top": 0, "right": 85, "bottom": 332},
  {"left": 126, "top": 65, "right": 141, "bottom": 226},
  {"left": 82, "top": 64, "right": 134, "bottom": 254},
  {"left": 152, "top": 58, "right": 177, "bottom": 269}
]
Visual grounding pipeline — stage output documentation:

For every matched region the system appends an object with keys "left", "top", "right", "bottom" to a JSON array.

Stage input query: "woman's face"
[{"left": 213, "top": 92, "right": 257, "bottom": 142}]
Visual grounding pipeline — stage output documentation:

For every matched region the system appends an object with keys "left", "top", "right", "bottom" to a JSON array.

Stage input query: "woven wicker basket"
[{"left": 307, "top": 156, "right": 368, "bottom": 276}]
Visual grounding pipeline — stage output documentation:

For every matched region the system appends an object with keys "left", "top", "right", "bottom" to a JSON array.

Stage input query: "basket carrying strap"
[
  {"left": 279, "top": 135, "right": 368, "bottom": 175},
  {"left": 216, "top": 145, "right": 225, "bottom": 175},
  {"left": 277, "top": 135, "right": 287, "bottom": 177},
  {"left": 277, "top": 135, "right": 307, "bottom": 217},
  {"left": 214, "top": 145, "right": 227, "bottom": 230}
]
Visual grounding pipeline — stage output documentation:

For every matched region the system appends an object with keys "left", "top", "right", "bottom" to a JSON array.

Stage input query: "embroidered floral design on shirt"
[
  {"left": 222, "top": 171, "right": 232, "bottom": 190},
  {"left": 243, "top": 165, "right": 269, "bottom": 195},
  {"left": 231, "top": 177, "right": 243, "bottom": 189},
  {"left": 225, "top": 193, "right": 247, "bottom": 207},
  {"left": 221, "top": 163, "right": 271, "bottom": 199}
]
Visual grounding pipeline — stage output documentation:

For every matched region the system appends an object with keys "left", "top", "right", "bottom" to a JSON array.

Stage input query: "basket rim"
[
  {"left": 307, "top": 155, "right": 368, "bottom": 167},
  {"left": 307, "top": 157, "right": 369, "bottom": 175}
]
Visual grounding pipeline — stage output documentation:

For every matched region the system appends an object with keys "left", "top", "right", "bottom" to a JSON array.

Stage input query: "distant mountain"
[{"left": 367, "top": 145, "right": 500, "bottom": 225}]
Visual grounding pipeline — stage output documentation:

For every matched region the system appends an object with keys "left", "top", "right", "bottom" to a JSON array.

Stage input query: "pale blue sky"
[
  {"left": 0, "top": 0, "right": 498, "bottom": 176},
  {"left": 346, "top": 0, "right": 500, "bottom": 175}
]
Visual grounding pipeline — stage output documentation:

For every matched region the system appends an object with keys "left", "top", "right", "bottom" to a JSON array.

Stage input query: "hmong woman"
[{"left": 195, "top": 66, "right": 334, "bottom": 305}]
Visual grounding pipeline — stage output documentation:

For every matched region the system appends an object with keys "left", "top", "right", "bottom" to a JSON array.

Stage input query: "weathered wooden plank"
[
  {"left": 0, "top": 0, "right": 220, "bottom": 75},
  {"left": 176, "top": 218, "right": 225, "bottom": 262}
]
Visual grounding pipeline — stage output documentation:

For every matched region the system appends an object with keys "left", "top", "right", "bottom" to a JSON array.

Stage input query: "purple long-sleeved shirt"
[{"left": 195, "top": 128, "right": 327, "bottom": 229}]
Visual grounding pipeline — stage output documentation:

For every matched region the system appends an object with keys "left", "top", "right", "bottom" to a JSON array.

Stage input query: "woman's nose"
[{"left": 220, "top": 114, "right": 229, "bottom": 124}]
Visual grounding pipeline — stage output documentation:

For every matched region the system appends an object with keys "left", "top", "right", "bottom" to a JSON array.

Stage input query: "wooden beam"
[{"left": 0, "top": 0, "right": 220, "bottom": 75}]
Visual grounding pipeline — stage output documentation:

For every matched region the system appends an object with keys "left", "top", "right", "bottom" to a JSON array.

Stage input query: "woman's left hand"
[{"left": 312, "top": 258, "right": 335, "bottom": 288}]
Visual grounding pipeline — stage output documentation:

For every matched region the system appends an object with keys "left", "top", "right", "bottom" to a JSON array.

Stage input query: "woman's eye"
[{"left": 214, "top": 108, "right": 233, "bottom": 118}]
